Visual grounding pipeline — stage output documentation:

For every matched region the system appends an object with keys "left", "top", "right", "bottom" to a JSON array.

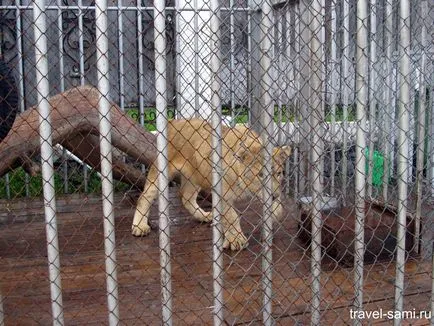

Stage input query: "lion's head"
[
  {"left": 236, "top": 144, "right": 291, "bottom": 193},
  {"left": 231, "top": 129, "right": 291, "bottom": 219}
]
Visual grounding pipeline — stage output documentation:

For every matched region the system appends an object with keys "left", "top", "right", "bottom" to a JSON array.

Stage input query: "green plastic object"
[{"left": 365, "top": 148, "right": 389, "bottom": 187}]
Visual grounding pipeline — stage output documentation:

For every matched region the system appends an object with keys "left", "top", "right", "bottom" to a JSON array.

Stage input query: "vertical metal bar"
[
  {"left": 367, "top": 0, "right": 377, "bottom": 198},
  {"left": 394, "top": 0, "right": 410, "bottom": 323},
  {"left": 391, "top": 63, "right": 399, "bottom": 175},
  {"left": 276, "top": 8, "right": 281, "bottom": 111},
  {"left": 293, "top": 3, "right": 300, "bottom": 197},
  {"left": 95, "top": 0, "right": 120, "bottom": 324},
  {"left": 193, "top": 0, "right": 199, "bottom": 117},
  {"left": 78, "top": 0, "right": 85, "bottom": 86},
  {"left": 284, "top": 8, "right": 291, "bottom": 120},
  {"left": 78, "top": 0, "right": 88, "bottom": 193},
  {"left": 407, "top": 66, "right": 415, "bottom": 188},
  {"left": 329, "top": 0, "right": 338, "bottom": 197},
  {"left": 137, "top": 0, "right": 145, "bottom": 126},
  {"left": 154, "top": 1, "right": 173, "bottom": 324},
  {"left": 354, "top": 0, "right": 368, "bottom": 322},
  {"left": 118, "top": 0, "right": 125, "bottom": 111},
  {"left": 341, "top": 0, "right": 351, "bottom": 204},
  {"left": 284, "top": 8, "right": 292, "bottom": 194},
  {"left": 378, "top": 49, "right": 385, "bottom": 178},
  {"left": 209, "top": 0, "right": 224, "bottom": 324},
  {"left": 229, "top": 0, "right": 235, "bottom": 124},
  {"left": 414, "top": 0, "right": 428, "bottom": 254},
  {"left": 431, "top": 75, "right": 434, "bottom": 196},
  {"left": 319, "top": 0, "right": 325, "bottom": 193},
  {"left": 57, "top": 2, "right": 65, "bottom": 96},
  {"left": 174, "top": 2, "right": 181, "bottom": 114},
  {"left": 261, "top": 5, "right": 275, "bottom": 324},
  {"left": 298, "top": 0, "right": 309, "bottom": 196},
  {"left": 61, "top": 136, "right": 69, "bottom": 193},
  {"left": 4, "top": 174, "right": 10, "bottom": 199},
  {"left": 309, "top": 0, "right": 324, "bottom": 324},
  {"left": 293, "top": 143, "right": 299, "bottom": 198},
  {"left": 62, "top": 160, "right": 69, "bottom": 194},
  {"left": 276, "top": 9, "right": 283, "bottom": 145},
  {"left": 246, "top": 9, "right": 252, "bottom": 122},
  {"left": 260, "top": 2, "right": 275, "bottom": 324},
  {"left": 382, "top": 0, "right": 394, "bottom": 201},
  {"left": 57, "top": 0, "right": 68, "bottom": 195},
  {"left": 15, "top": 0, "right": 28, "bottom": 197},
  {"left": 32, "top": 0, "right": 64, "bottom": 324}
]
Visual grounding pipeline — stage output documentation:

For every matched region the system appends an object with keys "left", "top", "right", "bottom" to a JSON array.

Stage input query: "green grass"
[
  {"left": 325, "top": 103, "right": 356, "bottom": 122},
  {"left": 125, "top": 104, "right": 356, "bottom": 132},
  {"left": 222, "top": 104, "right": 299, "bottom": 124},
  {"left": 126, "top": 107, "right": 176, "bottom": 132},
  {"left": 125, "top": 105, "right": 302, "bottom": 130},
  {"left": 0, "top": 167, "right": 60, "bottom": 198},
  {"left": 0, "top": 166, "right": 130, "bottom": 199}
]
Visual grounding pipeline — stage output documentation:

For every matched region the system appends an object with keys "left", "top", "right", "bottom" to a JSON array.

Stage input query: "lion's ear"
[{"left": 273, "top": 145, "right": 292, "bottom": 165}]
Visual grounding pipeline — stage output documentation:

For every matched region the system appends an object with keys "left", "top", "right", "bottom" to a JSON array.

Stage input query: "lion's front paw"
[
  {"left": 223, "top": 231, "right": 248, "bottom": 251},
  {"left": 131, "top": 223, "right": 151, "bottom": 237}
]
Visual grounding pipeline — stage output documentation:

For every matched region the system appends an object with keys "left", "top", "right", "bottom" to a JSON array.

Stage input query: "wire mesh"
[{"left": 0, "top": 0, "right": 433, "bottom": 324}]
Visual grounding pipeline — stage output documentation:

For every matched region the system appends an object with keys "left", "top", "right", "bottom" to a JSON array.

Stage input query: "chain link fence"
[{"left": 0, "top": 0, "right": 433, "bottom": 324}]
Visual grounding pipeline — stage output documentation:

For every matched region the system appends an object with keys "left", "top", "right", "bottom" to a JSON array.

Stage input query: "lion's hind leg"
[
  {"left": 132, "top": 165, "right": 159, "bottom": 236},
  {"left": 180, "top": 176, "right": 212, "bottom": 223}
]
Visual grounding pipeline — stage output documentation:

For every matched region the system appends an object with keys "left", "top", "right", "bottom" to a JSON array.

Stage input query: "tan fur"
[{"left": 132, "top": 119, "right": 291, "bottom": 250}]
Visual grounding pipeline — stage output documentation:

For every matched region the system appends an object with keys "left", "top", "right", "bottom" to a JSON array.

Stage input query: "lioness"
[{"left": 132, "top": 119, "right": 291, "bottom": 250}]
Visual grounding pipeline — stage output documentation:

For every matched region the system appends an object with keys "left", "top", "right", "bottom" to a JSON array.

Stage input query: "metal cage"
[{"left": 0, "top": 0, "right": 433, "bottom": 324}]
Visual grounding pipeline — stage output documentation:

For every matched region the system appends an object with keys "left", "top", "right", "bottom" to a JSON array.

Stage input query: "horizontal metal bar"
[{"left": 0, "top": 5, "right": 252, "bottom": 12}]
